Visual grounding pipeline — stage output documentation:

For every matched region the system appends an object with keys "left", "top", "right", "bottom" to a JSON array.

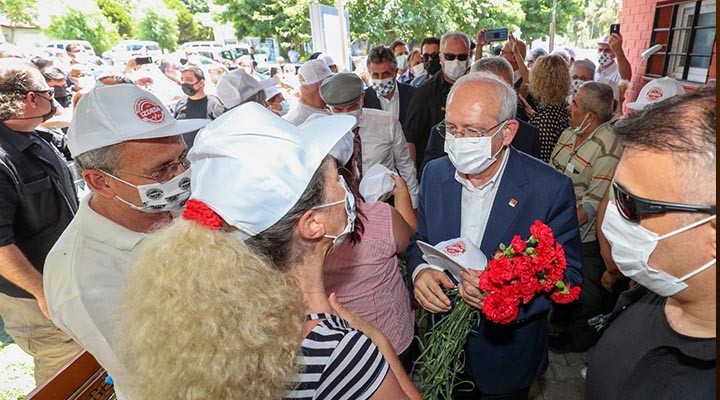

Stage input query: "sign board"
[{"left": 309, "top": 3, "right": 351, "bottom": 71}]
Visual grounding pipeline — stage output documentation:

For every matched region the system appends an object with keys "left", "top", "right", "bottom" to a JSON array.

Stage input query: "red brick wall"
[{"left": 618, "top": 0, "right": 716, "bottom": 108}]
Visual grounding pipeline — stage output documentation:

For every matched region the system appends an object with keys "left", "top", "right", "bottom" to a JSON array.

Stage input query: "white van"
[
  {"left": 102, "top": 40, "right": 162, "bottom": 65},
  {"left": 46, "top": 40, "right": 96, "bottom": 56}
]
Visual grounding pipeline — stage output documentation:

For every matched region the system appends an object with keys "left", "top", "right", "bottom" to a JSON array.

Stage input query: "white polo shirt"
[{"left": 44, "top": 193, "right": 148, "bottom": 399}]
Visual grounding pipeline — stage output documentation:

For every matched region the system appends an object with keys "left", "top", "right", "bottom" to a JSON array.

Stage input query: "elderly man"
[
  {"left": 321, "top": 72, "right": 419, "bottom": 208},
  {"left": 215, "top": 68, "right": 276, "bottom": 111},
  {"left": 407, "top": 73, "right": 581, "bottom": 399},
  {"left": 547, "top": 82, "right": 623, "bottom": 353},
  {"left": 0, "top": 59, "right": 82, "bottom": 386},
  {"left": 43, "top": 84, "right": 208, "bottom": 398},
  {"left": 284, "top": 60, "right": 333, "bottom": 125},
  {"left": 363, "top": 45, "right": 416, "bottom": 133},
  {"left": 405, "top": 31, "right": 470, "bottom": 171},
  {"left": 571, "top": 59, "right": 619, "bottom": 105},
  {"left": 587, "top": 88, "right": 716, "bottom": 400},
  {"left": 595, "top": 34, "right": 632, "bottom": 86},
  {"left": 423, "top": 57, "right": 541, "bottom": 168}
]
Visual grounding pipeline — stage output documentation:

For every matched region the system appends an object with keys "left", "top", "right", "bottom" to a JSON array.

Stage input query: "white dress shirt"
[
  {"left": 411, "top": 150, "right": 510, "bottom": 282},
  {"left": 377, "top": 86, "right": 401, "bottom": 120},
  {"left": 284, "top": 101, "right": 330, "bottom": 126},
  {"left": 44, "top": 194, "right": 147, "bottom": 400},
  {"left": 357, "top": 108, "right": 419, "bottom": 207}
]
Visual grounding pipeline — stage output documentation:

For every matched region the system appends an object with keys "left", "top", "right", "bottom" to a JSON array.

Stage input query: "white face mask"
[
  {"left": 444, "top": 122, "right": 505, "bottom": 175},
  {"left": 279, "top": 100, "right": 290, "bottom": 116},
  {"left": 312, "top": 176, "right": 357, "bottom": 252},
  {"left": 338, "top": 108, "right": 362, "bottom": 129},
  {"left": 602, "top": 202, "right": 716, "bottom": 297},
  {"left": 371, "top": 77, "right": 396, "bottom": 97},
  {"left": 596, "top": 52, "right": 613, "bottom": 67},
  {"left": 570, "top": 113, "right": 591, "bottom": 136},
  {"left": 412, "top": 63, "right": 426, "bottom": 77},
  {"left": 104, "top": 169, "right": 192, "bottom": 213},
  {"left": 396, "top": 54, "right": 408, "bottom": 70},
  {"left": 443, "top": 59, "right": 468, "bottom": 81}
]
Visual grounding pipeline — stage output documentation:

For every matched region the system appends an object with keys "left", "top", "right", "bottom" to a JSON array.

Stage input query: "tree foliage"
[
  {"left": 97, "top": 0, "right": 133, "bottom": 38},
  {"left": 163, "top": 0, "right": 199, "bottom": 44},
  {"left": 520, "top": 0, "right": 583, "bottom": 45},
  {"left": 45, "top": 9, "right": 118, "bottom": 53},
  {"left": 180, "top": 0, "right": 209, "bottom": 14},
  {"left": 0, "top": 0, "right": 37, "bottom": 27},
  {"left": 566, "top": 0, "right": 620, "bottom": 47},
  {"left": 138, "top": 10, "right": 178, "bottom": 50}
]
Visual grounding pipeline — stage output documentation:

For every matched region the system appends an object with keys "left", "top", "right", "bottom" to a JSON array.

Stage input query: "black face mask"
[
  {"left": 424, "top": 60, "right": 441, "bottom": 75},
  {"left": 181, "top": 82, "right": 199, "bottom": 96},
  {"left": 8, "top": 94, "right": 56, "bottom": 122}
]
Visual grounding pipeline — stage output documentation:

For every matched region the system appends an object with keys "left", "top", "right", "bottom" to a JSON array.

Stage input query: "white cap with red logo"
[
  {"left": 67, "top": 84, "right": 209, "bottom": 157},
  {"left": 626, "top": 76, "right": 686, "bottom": 110}
]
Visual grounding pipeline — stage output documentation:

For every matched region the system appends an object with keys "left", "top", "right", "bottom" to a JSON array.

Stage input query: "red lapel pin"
[{"left": 508, "top": 198, "right": 518, "bottom": 207}]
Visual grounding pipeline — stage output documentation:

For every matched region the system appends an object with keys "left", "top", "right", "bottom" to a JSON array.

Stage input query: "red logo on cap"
[
  {"left": 646, "top": 87, "right": 664, "bottom": 102},
  {"left": 445, "top": 241, "right": 467, "bottom": 256},
  {"left": 134, "top": 97, "right": 165, "bottom": 124}
]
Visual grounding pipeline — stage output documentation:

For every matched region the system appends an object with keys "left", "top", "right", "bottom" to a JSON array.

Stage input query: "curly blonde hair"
[
  {"left": 529, "top": 54, "right": 571, "bottom": 107},
  {"left": 116, "top": 219, "right": 304, "bottom": 399}
]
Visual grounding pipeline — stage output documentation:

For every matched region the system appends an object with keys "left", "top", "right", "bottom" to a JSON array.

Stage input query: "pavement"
[{"left": 530, "top": 348, "right": 593, "bottom": 400}]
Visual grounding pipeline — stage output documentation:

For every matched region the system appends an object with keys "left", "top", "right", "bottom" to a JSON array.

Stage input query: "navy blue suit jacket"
[
  {"left": 363, "top": 83, "right": 415, "bottom": 134},
  {"left": 405, "top": 148, "right": 582, "bottom": 394}
]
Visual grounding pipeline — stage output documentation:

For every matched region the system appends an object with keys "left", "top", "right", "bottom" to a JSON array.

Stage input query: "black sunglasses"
[
  {"left": 613, "top": 181, "right": 716, "bottom": 223},
  {"left": 422, "top": 52, "right": 440, "bottom": 61},
  {"left": 443, "top": 53, "right": 470, "bottom": 61}
]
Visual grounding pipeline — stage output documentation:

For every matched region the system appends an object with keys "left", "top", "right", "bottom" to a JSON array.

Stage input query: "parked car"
[
  {"left": 46, "top": 40, "right": 96, "bottom": 56},
  {"left": 102, "top": 40, "right": 162, "bottom": 66}
]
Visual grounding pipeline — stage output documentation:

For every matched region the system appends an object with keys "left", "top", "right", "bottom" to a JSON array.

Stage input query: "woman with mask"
[
  {"left": 117, "top": 103, "right": 422, "bottom": 399},
  {"left": 408, "top": 50, "right": 424, "bottom": 81}
]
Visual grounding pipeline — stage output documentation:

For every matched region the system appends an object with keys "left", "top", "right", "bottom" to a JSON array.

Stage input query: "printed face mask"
[
  {"left": 371, "top": 77, "right": 396, "bottom": 97},
  {"left": 596, "top": 52, "right": 613, "bottom": 67},
  {"left": 104, "top": 169, "right": 192, "bottom": 213},
  {"left": 602, "top": 202, "right": 716, "bottom": 297},
  {"left": 571, "top": 79, "right": 585, "bottom": 95}
]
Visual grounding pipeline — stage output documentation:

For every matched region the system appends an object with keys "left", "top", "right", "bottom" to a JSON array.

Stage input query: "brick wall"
[{"left": 619, "top": 0, "right": 716, "bottom": 108}]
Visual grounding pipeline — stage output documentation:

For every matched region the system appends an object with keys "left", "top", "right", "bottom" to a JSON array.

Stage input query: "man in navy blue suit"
[{"left": 407, "top": 73, "right": 582, "bottom": 399}]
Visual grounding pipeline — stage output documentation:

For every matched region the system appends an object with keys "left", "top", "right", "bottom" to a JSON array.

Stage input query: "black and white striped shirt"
[{"left": 284, "top": 313, "right": 389, "bottom": 400}]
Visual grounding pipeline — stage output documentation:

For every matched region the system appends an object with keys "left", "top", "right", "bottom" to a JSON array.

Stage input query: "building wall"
[{"left": 619, "top": 0, "right": 716, "bottom": 105}]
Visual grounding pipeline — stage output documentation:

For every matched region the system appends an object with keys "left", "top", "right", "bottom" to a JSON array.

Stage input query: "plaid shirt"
[{"left": 549, "top": 122, "right": 622, "bottom": 242}]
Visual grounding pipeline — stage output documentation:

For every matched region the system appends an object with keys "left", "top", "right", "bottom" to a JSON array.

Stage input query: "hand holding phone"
[
  {"left": 135, "top": 56, "right": 153, "bottom": 65},
  {"left": 610, "top": 24, "right": 620, "bottom": 34},
  {"left": 483, "top": 28, "right": 509, "bottom": 43}
]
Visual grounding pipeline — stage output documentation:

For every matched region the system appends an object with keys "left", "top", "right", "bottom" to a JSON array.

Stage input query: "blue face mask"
[{"left": 280, "top": 100, "right": 290, "bottom": 116}]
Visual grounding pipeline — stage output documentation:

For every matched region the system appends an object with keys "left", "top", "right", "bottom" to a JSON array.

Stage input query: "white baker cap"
[
  {"left": 215, "top": 69, "right": 277, "bottom": 109},
  {"left": 626, "top": 77, "right": 686, "bottom": 110},
  {"left": 188, "top": 102, "right": 355, "bottom": 238},
  {"left": 67, "top": 84, "right": 208, "bottom": 157},
  {"left": 318, "top": 53, "right": 336, "bottom": 67},
  {"left": 297, "top": 60, "right": 333, "bottom": 86},
  {"left": 359, "top": 164, "right": 397, "bottom": 203}
]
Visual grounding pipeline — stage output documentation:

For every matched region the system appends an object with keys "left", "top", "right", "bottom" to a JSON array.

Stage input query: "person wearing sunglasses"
[
  {"left": 405, "top": 32, "right": 471, "bottom": 172},
  {"left": 409, "top": 36, "right": 440, "bottom": 88},
  {"left": 547, "top": 82, "right": 623, "bottom": 354},
  {"left": 0, "top": 59, "right": 84, "bottom": 387},
  {"left": 586, "top": 88, "right": 716, "bottom": 400},
  {"left": 43, "top": 83, "right": 208, "bottom": 399}
]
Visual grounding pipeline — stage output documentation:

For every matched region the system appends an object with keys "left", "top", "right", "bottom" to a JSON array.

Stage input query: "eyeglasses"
[
  {"left": 437, "top": 119, "right": 507, "bottom": 143},
  {"left": 117, "top": 150, "right": 190, "bottom": 183},
  {"left": 422, "top": 52, "right": 440, "bottom": 62},
  {"left": 612, "top": 181, "right": 716, "bottom": 223},
  {"left": 442, "top": 53, "right": 470, "bottom": 61},
  {"left": 27, "top": 88, "right": 55, "bottom": 97}
]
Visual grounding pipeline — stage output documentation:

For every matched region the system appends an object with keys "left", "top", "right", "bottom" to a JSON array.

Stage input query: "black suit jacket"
[
  {"left": 421, "top": 118, "right": 542, "bottom": 173},
  {"left": 363, "top": 83, "right": 416, "bottom": 133}
]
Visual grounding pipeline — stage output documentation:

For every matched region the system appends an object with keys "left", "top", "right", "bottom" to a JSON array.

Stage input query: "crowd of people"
[{"left": 0, "top": 25, "right": 715, "bottom": 400}]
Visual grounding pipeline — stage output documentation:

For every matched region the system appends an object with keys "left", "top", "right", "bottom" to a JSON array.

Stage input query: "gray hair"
[
  {"left": 471, "top": 57, "right": 514, "bottom": 83},
  {"left": 245, "top": 157, "right": 329, "bottom": 270},
  {"left": 577, "top": 81, "right": 614, "bottom": 123},
  {"left": 73, "top": 143, "right": 125, "bottom": 175},
  {"left": 448, "top": 72, "right": 517, "bottom": 122},
  {"left": 366, "top": 45, "right": 397, "bottom": 70},
  {"left": 440, "top": 31, "right": 471, "bottom": 52}
]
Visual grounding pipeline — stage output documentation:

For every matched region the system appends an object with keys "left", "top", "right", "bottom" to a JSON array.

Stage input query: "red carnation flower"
[
  {"left": 483, "top": 293, "right": 520, "bottom": 324},
  {"left": 551, "top": 285, "right": 582, "bottom": 304},
  {"left": 510, "top": 235, "right": 527, "bottom": 253}
]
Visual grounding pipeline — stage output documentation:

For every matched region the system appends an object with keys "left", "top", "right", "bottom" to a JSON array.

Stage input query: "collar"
[
  {"left": 0, "top": 122, "right": 37, "bottom": 152},
  {"left": 299, "top": 101, "right": 329, "bottom": 113},
  {"left": 78, "top": 193, "right": 148, "bottom": 252},
  {"left": 454, "top": 148, "right": 510, "bottom": 192}
]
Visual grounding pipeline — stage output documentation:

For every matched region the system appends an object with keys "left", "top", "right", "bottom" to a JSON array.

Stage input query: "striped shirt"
[
  {"left": 284, "top": 313, "right": 389, "bottom": 400},
  {"left": 549, "top": 122, "right": 622, "bottom": 242}
]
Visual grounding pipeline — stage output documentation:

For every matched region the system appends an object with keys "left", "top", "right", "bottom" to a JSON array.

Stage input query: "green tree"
[
  {"left": 163, "top": 0, "right": 198, "bottom": 44},
  {"left": 45, "top": 9, "right": 118, "bottom": 53},
  {"left": 97, "top": 0, "right": 133, "bottom": 38},
  {"left": 181, "top": 0, "right": 209, "bottom": 13},
  {"left": 0, "top": 0, "right": 38, "bottom": 43},
  {"left": 138, "top": 10, "right": 178, "bottom": 50},
  {"left": 520, "top": 0, "right": 583, "bottom": 44},
  {"left": 196, "top": 24, "right": 215, "bottom": 41},
  {"left": 566, "top": 0, "right": 619, "bottom": 47}
]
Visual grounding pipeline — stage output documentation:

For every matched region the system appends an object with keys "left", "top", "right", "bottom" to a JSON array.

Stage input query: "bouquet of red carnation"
[
  {"left": 414, "top": 221, "right": 580, "bottom": 399},
  {"left": 479, "top": 220, "right": 581, "bottom": 324}
]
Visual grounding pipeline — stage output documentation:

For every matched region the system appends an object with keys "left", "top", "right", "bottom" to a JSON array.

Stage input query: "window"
[{"left": 647, "top": 0, "right": 716, "bottom": 83}]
